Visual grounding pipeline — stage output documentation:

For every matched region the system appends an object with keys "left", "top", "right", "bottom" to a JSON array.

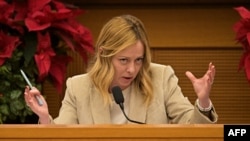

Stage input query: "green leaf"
[
  {"left": 0, "top": 104, "right": 10, "bottom": 115},
  {"left": 10, "top": 90, "right": 22, "bottom": 100},
  {"left": 0, "top": 65, "right": 10, "bottom": 74},
  {"left": 11, "top": 49, "right": 23, "bottom": 62},
  {"left": 0, "top": 81, "right": 11, "bottom": 93},
  {"left": 0, "top": 113, "right": 2, "bottom": 124},
  {"left": 10, "top": 100, "right": 25, "bottom": 112},
  {"left": 0, "top": 113, "right": 6, "bottom": 124}
]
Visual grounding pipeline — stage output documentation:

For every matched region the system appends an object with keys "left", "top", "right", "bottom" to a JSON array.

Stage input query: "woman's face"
[{"left": 111, "top": 40, "right": 144, "bottom": 90}]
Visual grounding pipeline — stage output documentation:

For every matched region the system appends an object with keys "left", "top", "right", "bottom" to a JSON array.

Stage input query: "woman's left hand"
[{"left": 185, "top": 62, "right": 215, "bottom": 108}]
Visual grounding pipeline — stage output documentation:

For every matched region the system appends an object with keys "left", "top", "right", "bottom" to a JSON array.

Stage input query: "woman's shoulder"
[
  {"left": 66, "top": 73, "right": 92, "bottom": 88},
  {"left": 68, "top": 73, "right": 90, "bottom": 81},
  {"left": 150, "top": 63, "right": 175, "bottom": 73},
  {"left": 66, "top": 73, "right": 89, "bottom": 82},
  {"left": 149, "top": 63, "right": 177, "bottom": 82},
  {"left": 64, "top": 73, "right": 94, "bottom": 97}
]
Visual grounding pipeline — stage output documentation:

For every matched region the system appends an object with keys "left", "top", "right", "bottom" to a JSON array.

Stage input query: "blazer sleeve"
[
  {"left": 52, "top": 77, "right": 79, "bottom": 124},
  {"left": 160, "top": 65, "right": 218, "bottom": 123}
]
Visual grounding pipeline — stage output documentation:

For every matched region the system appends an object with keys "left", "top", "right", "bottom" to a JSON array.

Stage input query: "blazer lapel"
[
  {"left": 128, "top": 86, "right": 147, "bottom": 123},
  {"left": 90, "top": 87, "right": 111, "bottom": 124}
]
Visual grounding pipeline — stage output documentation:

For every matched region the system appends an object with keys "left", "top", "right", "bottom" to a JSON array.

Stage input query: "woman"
[{"left": 24, "top": 15, "right": 218, "bottom": 124}]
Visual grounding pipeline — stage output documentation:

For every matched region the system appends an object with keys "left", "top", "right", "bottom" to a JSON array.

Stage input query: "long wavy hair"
[{"left": 88, "top": 15, "right": 153, "bottom": 106}]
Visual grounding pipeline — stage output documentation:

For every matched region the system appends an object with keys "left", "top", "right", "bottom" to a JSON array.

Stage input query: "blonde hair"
[{"left": 88, "top": 15, "right": 153, "bottom": 106}]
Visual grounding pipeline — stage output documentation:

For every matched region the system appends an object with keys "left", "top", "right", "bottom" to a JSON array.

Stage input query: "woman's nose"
[{"left": 126, "top": 62, "right": 135, "bottom": 73}]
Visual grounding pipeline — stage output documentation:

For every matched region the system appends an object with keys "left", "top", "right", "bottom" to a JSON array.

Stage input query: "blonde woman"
[{"left": 24, "top": 15, "right": 218, "bottom": 124}]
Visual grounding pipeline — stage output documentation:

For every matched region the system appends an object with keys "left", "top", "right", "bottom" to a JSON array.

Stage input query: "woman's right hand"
[{"left": 24, "top": 86, "right": 50, "bottom": 124}]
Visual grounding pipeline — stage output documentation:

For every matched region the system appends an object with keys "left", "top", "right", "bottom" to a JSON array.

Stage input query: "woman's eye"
[
  {"left": 119, "top": 58, "right": 128, "bottom": 64},
  {"left": 136, "top": 58, "right": 143, "bottom": 64}
]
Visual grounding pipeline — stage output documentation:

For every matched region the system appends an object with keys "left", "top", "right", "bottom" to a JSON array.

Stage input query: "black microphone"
[{"left": 111, "top": 86, "right": 145, "bottom": 124}]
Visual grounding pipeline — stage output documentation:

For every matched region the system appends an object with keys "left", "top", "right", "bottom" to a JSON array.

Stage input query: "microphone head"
[{"left": 111, "top": 86, "right": 124, "bottom": 104}]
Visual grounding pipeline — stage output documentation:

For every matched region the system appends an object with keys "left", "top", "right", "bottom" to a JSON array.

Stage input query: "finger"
[
  {"left": 207, "top": 72, "right": 213, "bottom": 84},
  {"left": 208, "top": 62, "right": 215, "bottom": 84},
  {"left": 24, "top": 86, "right": 32, "bottom": 100},
  {"left": 30, "top": 88, "right": 45, "bottom": 102},
  {"left": 210, "top": 65, "right": 216, "bottom": 78},
  {"left": 209, "top": 62, "right": 215, "bottom": 71},
  {"left": 208, "top": 62, "right": 213, "bottom": 70},
  {"left": 185, "top": 71, "right": 197, "bottom": 83},
  {"left": 35, "top": 94, "right": 46, "bottom": 105},
  {"left": 24, "top": 93, "right": 29, "bottom": 106},
  {"left": 25, "top": 86, "right": 29, "bottom": 92},
  {"left": 24, "top": 86, "right": 38, "bottom": 106},
  {"left": 24, "top": 92, "right": 32, "bottom": 107}
]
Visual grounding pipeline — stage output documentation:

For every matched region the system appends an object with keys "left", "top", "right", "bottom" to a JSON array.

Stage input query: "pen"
[{"left": 20, "top": 69, "right": 43, "bottom": 106}]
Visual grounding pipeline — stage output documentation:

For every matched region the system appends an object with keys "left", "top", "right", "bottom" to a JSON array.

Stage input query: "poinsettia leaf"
[
  {"left": 23, "top": 32, "right": 38, "bottom": 67},
  {"left": 0, "top": 0, "right": 93, "bottom": 123},
  {"left": 234, "top": 7, "right": 250, "bottom": 19}
]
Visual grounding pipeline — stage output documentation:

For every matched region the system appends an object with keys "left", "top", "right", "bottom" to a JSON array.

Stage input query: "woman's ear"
[{"left": 99, "top": 47, "right": 103, "bottom": 54}]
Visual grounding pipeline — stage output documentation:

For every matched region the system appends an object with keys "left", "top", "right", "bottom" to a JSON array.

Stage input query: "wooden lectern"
[{"left": 0, "top": 124, "right": 223, "bottom": 141}]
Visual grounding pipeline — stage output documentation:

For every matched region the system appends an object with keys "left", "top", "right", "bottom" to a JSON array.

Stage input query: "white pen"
[{"left": 20, "top": 69, "right": 43, "bottom": 106}]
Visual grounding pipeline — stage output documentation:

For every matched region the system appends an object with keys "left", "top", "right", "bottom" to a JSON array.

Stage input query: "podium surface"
[{"left": 0, "top": 124, "right": 223, "bottom": 141}]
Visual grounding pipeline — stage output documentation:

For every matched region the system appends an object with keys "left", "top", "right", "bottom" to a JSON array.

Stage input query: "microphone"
[{"left": 111, "top": 86, "right": 145, "bottom": 124}]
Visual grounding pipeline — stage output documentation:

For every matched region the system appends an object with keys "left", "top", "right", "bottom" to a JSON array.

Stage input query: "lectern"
[{"left": 0, "top": 124, "right": 223, "bottom": 141}]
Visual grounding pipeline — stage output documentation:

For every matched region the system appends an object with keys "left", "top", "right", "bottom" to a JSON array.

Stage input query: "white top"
[{"left": 110, "top": 86, "right": 131, "bottom": 124}]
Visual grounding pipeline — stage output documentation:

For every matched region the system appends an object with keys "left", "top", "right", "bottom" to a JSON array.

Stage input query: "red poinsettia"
[
  {"left": 0, "top": 0, "right": 94, "bottom": 93},
  {"left": 0, "top": 31, "right": 21, "bottom": 66},
  {"left": 233, "top": 6, "right": 250, "bottom": 83}
]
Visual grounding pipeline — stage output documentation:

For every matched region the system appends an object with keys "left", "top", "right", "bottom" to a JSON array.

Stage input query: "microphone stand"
[
  {"left": 112, "top": 86, "right": 145, "bottom": 124},
  {"left": 118, "top": 103, "right": 145, "bottom": 124}
]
